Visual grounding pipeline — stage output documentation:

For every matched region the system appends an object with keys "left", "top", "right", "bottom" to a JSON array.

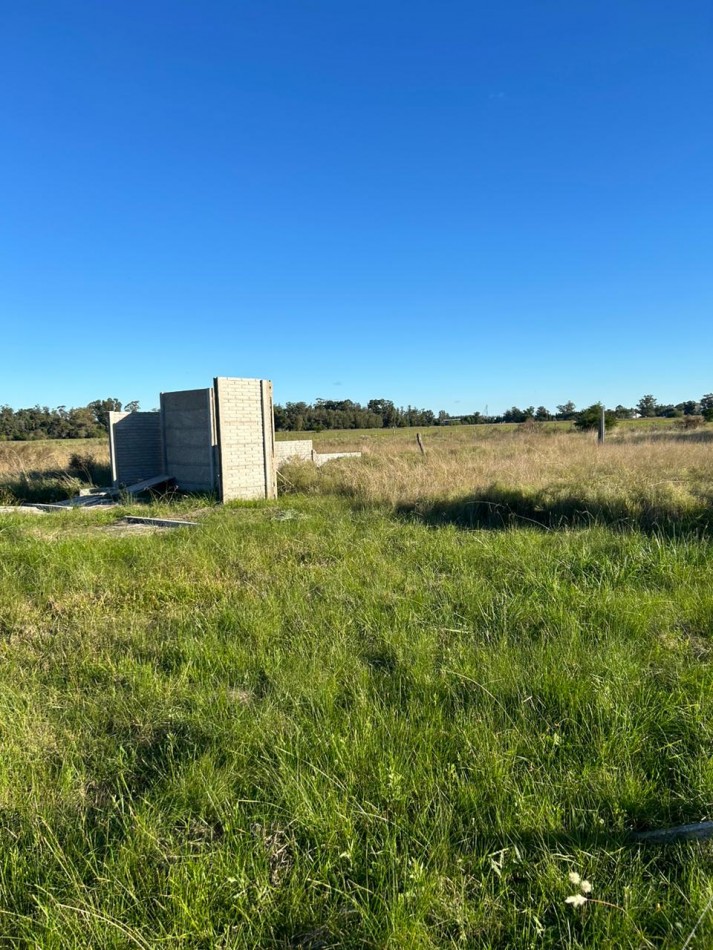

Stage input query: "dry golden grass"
[
  {"left": 283, "top": 426, "right": 713, "bottom": 531},
  {"left": 3, "top": 426, "right": 711, "bottom": 530},
  {"left": 0, "top": 438, "right": 109, "bottom": 477},
  {"left": 0, "top": 439, "right": 111, "bottom": 504}
]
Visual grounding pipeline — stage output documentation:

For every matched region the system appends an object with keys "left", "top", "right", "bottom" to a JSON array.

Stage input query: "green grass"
[{"left": 1, "top": 485, "right": 713, "bottom": 946}]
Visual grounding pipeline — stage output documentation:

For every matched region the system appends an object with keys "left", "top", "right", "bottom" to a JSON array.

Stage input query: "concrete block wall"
[
  {"left": 274, "top": 440, "right": 363, "bottom": 469},
  {"left": 110, "top": 378, "right": 306, "bottom": 501},
  {"left": 108, "top": 411, "right": 164, "bottom": 485},
  {"left": 160, "top": 388, "right": 217, "bottom": 492},
  {"left": 274, "top": 439, "right": 313, "bottom": 466},
  {"left": 313, "top": 451, "right": 362, "bottom": 467},
  {"left": 215, "top": 377, "right": 277, "bottom": 501}
]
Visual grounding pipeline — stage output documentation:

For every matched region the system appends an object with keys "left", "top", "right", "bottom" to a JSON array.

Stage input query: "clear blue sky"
[{"left": 1, "top": 1, "right": 711, "bottom": 414}]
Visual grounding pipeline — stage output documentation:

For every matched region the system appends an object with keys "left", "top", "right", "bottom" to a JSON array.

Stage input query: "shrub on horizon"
[{"left": 573, "top": 403, "right": 619, "bottom": 432}]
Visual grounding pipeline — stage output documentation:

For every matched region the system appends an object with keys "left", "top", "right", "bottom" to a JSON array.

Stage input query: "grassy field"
[{"left": 1, "top": 423, "right": 712, "bottom": 947}]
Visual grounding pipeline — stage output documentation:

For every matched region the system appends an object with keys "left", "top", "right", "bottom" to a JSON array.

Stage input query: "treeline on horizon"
[
  {"left": 276, "top": 393, "right": 713, "bottom": 430},
  {"left": 1, "top": 393, "right": 712, "bottom": 441},
  {"left": 0, "top": 398, "right": 135, "bottom": 441}
]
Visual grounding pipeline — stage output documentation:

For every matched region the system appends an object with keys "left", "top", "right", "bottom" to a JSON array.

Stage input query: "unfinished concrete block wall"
[
  {"left": 274, "top": 439, "right": 313, "bottom": 466},
  {"left": 314, "top": 451, "right": 362, "bottom": 467},
  {"left": 109, "top": 377, "right": 282, "bottom": 500},
  {"left": 215, "top": 377, "right": 277, "bottom": 501},
  {"left": 108, "top": 411, "right": 163, "bottom": 485},
  {"left": 160, "top": 388, "right": 216, "bottom": 492}
]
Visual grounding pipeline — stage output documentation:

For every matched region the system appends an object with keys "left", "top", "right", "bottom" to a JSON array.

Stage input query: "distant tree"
[
  {"left": 87, "top": 398, "right": 122, "bottom": 432},
  {"left": 636, "top": 394, "right": 658, "bottom": 418},
  {"left": 573, "top": 403, "right": 618, "bottom": 432},
  {"left": 283, "top": 401, "right": 309, "bottom": 431},
  {"left": 273, "top": 404, "right": 287, "bottom": 430},
  {"left": 676, "top": 400, "right": 700, "bottom": 416},
  {"left": 124, "top": 400, "right": 140, "bottom": 413},
  {"left": 68, "top": 406, "right": 101, "bottom": 438},
  {"left": 613, "top": 404, "right": 634, "bottom": 419},
  {"left": 368, "top": 399, "right": 399, "bottom": 427},
  {"left": 657, "top": 404, "right": 682, "bottom": 418},
  {"left": 555, "top": 401, "right": 577, "bottom": 421},
  {"left": 503, "top": 406, "right": 528, "bottom": 423},
  {"left": 701, "top": 394, "right": 713, "bottom": 422},
  {"left": 534, "top": 406, "right": 551, "bottom": 421}
]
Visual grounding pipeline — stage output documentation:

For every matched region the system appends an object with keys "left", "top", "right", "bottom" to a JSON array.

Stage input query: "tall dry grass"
[
  {"left": 0, "top": 439, "right": 110, "bottom": 503},
  {"left": 283, "top": 427, "right": 713, "bottom": 531},
  {"left": 0, "top": 438, "right": 109, "bottom": 476}
]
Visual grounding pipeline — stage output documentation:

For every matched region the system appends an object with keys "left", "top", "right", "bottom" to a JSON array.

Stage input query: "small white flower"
[
  {"left": 580, "top": 879, "right": 592, "bottom": 894},
  {"left": 565, "top": 894, "right": 588, "bottom": 907},
  {"left": 568, "top": 871, "right": 582, "bottom": 886}
]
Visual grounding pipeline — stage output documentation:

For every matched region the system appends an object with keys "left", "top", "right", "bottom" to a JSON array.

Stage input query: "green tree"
[
  {"left": 367, "top": 399, "right": 398, "bottom": 427},
  {"left": 556, "top": 401, "right": 577, "bottom": 420},
  {"left": 636, "top": 394, "right": 658, "bottom": 418},
  {"left": 573, "top": 403, "right": 618, "bottom": 432},
  {"left": 87, "top": 398, "right": 123, "bottom": 432}
]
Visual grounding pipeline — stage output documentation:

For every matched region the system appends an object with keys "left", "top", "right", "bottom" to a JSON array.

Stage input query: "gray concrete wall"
[
  {"left": 160, "top": 388, "right": 217, "bottom": 492},
  {"left": 274, "top": 440, "right": 362, "bottom": 469},
  {"left": 108, "top": 411, "right": 164, "bottom": 486},
  {"left": 275, "top": 439, "right": 313, "bottom": 466},
  {"left": 110, "top": 378, "right": 281, "bottom": 500},
  {"left": 313, "top": 451, "right": 362, "bottom": 467},
  {"left": 214, "top": 377, "right": 277, "bottom": 500}
]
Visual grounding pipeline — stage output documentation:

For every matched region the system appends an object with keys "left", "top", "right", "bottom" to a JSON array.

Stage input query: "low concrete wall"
[
  {"left": 108, "top": 411, "right": 163, "bottom": 485},
  {"left": 313, "top": 451, "right": 362, "bottom": 467},
  {"left": 274, "top": 441, "right": 362, "bottom": 469},
  {"left": 275, "top": 440, "right": 313, "bottom": 466}
]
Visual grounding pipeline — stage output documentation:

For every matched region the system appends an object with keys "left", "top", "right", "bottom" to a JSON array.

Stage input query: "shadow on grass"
[
  {"left": 0, "top": 462, "right": 113, "bottom": 503},
  {"left": 395, "top": 485, "right": 713, "bottom": 536},
  {"left": 510, "top": 823, "right": 708, "bottom": 854},
  {"left": 0, "top": 472, "right": 84, "bottom": 504},
  {"left": 614, "top": 429, "right": 713, "bottom": 445}
]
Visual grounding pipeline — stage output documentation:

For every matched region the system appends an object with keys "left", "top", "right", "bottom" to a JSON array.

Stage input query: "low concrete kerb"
[{"left": 123, "top": 516, "right": 199, "bottom": 529}]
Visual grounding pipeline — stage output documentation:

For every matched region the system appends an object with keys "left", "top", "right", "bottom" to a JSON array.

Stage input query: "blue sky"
[{"left": 1, "top": 1, "right": 711, "bottom": 414}]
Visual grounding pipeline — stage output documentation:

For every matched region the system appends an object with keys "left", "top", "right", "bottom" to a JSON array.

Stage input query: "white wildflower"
[
  {"left": 565, "top": 894, "right": 588, "bottom": 907},
  {"left": 565, "top": 870, "right": 593, "bottom": 908}
]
